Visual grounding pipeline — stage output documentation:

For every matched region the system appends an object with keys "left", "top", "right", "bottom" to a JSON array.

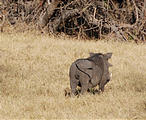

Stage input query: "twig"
[{"left": 131, "top": 0, "right": 139, "bottom": 26}]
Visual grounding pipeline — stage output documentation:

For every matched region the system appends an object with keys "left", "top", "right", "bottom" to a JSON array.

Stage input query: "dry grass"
[{"left": 0, "top": 31, "right": 146, "bottom": 119}]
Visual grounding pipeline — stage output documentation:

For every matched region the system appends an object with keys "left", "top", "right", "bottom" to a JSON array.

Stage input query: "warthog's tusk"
[
  {"left": 48, "top": 0, "right": 51, "bottom": 5},
  {"left": 110, "top": 72, "right": 112, "bottom": 78}
]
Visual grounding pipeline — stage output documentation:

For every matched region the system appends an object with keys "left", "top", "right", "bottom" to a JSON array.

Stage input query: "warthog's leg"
[
  {"left": 79, "top": 72, "right": 90, "bottom": 94},
  {"left": 81, "top": 81, "right": 89, "bottom": 94},
  {"left": 70, "top": 63, "right": 78, "bottom": 95},
  {"left": 70, "top": 79, "right": 78, "bottom": 95}
]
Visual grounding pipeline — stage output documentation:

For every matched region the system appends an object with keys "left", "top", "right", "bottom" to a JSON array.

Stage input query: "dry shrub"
[{"left": 0, "top": 0, "right": 146, "bottom": 42}]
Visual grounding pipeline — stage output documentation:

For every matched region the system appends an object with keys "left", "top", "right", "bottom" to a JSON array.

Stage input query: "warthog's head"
[{"left": 89, "top": 52, "right": 113, "bottom": 92}]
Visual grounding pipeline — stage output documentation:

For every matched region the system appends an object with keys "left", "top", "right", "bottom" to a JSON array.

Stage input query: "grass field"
[{"left": 0, "top": 31, "right": 146, "bottom": 119}]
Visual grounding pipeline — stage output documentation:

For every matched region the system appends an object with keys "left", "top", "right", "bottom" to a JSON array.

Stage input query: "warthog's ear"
[
  {"left": 89, "top": 53, "right": 95, "bottom": 57},
  {"left": 104, "top": 53, "right": 112, "bottom": 59}
]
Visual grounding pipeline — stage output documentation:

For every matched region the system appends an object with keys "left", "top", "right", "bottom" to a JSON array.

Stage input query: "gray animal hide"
[{"left": 69, "top": 53, "right": 112, "bottom": 95}]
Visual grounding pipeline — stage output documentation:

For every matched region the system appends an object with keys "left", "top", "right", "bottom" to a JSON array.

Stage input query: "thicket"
[{"left": 0, "top": 0, "right": 146, "bottom": 42}]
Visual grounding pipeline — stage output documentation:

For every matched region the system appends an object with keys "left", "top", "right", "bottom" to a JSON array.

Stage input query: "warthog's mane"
[
  {"left": 87, "top": 53, "right": 104, "bottom": 66},
  {"left": 87, "top": 53, "right": 105, "bottom": 81}
]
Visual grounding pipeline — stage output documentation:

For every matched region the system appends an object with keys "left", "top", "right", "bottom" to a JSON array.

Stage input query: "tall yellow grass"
[{"left": 0, "top": 32, "right": 146, "bottom": 119}]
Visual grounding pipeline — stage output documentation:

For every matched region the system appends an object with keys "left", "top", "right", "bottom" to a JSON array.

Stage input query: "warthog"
[{"left": 69, "top": 52, "right": 112, "bottom": 95}]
